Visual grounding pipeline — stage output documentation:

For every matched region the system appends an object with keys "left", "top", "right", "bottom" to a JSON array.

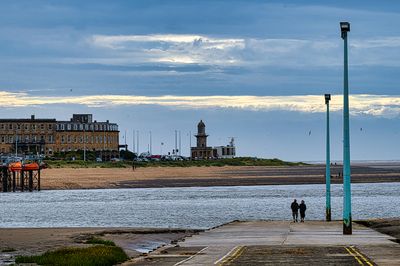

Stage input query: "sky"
[{"left": 0, "top": 0, "right": 399, "bottom": 161}]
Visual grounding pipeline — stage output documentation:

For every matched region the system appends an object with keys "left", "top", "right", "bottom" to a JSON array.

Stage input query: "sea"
[{"left": 1, "top": 182, "right": 399, "bottom": 229}]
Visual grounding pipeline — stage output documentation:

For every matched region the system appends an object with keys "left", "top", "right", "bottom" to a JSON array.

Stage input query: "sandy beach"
[
  {"left": 0, "top": 227, "right": 199, "bottom": 264},
  {"left": 40, "top": 164, "right": 400, "bottom": 190}
]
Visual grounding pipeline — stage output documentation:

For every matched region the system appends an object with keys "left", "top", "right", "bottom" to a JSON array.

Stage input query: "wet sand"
[
  {"left": 41, "top": 164, "right": 400, "bottom": 190},
  {"left": 0, "top": 227, "right": 200, "bottom": 264}
]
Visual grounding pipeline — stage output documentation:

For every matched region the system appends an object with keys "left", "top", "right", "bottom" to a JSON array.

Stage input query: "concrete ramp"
[{"left": 129, "top": 221, "right": 400, "bottom": 265}]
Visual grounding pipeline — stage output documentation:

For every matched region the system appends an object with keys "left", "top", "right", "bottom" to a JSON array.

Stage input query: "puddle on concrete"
[{"left": 127, "top": 240, "right": 167, "bottom": 253}]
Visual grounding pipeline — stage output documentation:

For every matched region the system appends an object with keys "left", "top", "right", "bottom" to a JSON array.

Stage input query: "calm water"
[{"left": 0, "top": 183, "right": 399, "bottom": 229}]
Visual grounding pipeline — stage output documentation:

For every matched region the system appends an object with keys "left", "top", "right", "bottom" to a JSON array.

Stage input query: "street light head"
[
  {"left": 340, "top": 22, "right": 350, "bottom": 39},
  {"left": 324, "top": 94, "right": 331, "bottom": 104}
]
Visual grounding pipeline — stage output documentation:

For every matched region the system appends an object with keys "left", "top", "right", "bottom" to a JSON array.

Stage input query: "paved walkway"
[
  {"left": 176, "top": 221, "right": 399, "bottom": 265},
  {"left": 128, "top": 221, "right": 400, "bottom": 265}
]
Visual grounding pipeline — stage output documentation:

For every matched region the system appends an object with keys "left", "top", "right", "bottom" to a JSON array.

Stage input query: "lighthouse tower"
[
  {"left": 196, "top": 120, "right": 208, "bottom": 148},
  {"left": 191, "top": 120, "right": 213, "bottom": 159}
]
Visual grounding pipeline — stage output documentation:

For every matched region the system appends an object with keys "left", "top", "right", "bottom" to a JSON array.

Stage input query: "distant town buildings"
[
  {"left": 191, "top": 120, "right": 236, "bottom": 159},
  {"left": 0, "top": 114, "right": 119, "bottom": 159}
]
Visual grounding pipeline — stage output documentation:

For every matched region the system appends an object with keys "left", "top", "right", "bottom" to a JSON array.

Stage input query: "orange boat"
[
  {"left": 8, "top": 161, "right": 22, "bottom": 171},
  {"left": 23, "top": 162, "right": 40, "bottom": 171},
  {"left": 8, "top": 162, "right": 40, "bottom": 171}
]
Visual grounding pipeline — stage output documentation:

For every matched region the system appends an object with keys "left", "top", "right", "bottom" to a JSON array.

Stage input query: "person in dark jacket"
[
  {"left": 299, "top": 200, "right": 307, "bottom": 222},
  {"left": 290, "top": 199, "right": 299, "bottom": 222}
]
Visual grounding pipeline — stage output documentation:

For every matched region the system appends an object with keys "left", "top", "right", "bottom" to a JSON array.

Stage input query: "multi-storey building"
[
  {"left": 0, "top": 115, "right": 56, "bottom": 155},
  {"left": 0, "top": 114, "right": 119, "bottom": 159}
]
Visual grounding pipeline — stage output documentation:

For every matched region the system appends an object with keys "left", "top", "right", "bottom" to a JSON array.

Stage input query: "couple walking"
[{"left": 291, "top": 199, "right": 306, "bottom": 222}]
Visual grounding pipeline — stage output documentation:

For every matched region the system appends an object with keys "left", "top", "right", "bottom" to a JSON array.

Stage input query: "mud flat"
[{"left": 0, "top": 227, "right": 200, "bottom": 265}]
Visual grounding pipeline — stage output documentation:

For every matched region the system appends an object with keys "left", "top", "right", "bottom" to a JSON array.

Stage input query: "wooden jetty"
[{"left": 0, "top": 162, "right": 41, "bottom": 192}]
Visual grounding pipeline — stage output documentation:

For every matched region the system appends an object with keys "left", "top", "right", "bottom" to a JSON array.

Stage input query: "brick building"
[
  {"left": 0, "top": 114, "right": 119, "bottom": 158},
  {"left": 191, "top": 120, "right": 213, "bottom": 159},
  {"left": 191, "top": 120, "right": 236, "bottom": 160}
]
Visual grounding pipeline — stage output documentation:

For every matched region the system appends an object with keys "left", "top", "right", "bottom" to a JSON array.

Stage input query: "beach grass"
[
  {"left": 15, "top": 246, "right": 128, "bottom": 266},
  {"left": 45, "top": 157, "right": 305, "bottom": 168},
  {"left": 86, "top": 237, "right": 116, "bottom": 246},
  {"left": 1, "top": 247, "right": 16, "bottom": 252}
]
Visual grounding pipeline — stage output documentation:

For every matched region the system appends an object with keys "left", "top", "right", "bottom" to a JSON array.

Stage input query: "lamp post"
[
  {"left": 325, "top": 94, "right": 331, "bottom": 221},
  {"left": 83, "top": 127, "right": 86, "bottom": 161},
  {"left": 341, "top": 21, "right": 352, "bottom": 235}
]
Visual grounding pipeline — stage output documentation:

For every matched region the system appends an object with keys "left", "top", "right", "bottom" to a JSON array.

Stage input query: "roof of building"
[{"left": 0, "top": 118, "right": 56, "bottom": 122}]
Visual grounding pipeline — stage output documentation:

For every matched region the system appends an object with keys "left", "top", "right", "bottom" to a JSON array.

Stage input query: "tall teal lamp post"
[
  {"left": 325, "top": 93, "right": 331, "bottom": 222},
  {"left": 340, "top": 21, "right": 352, "bottom": 235}
]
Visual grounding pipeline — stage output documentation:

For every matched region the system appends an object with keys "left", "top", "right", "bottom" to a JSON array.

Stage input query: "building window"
[
  {"left": 1, "top": 136, "right": 4, "bottom": 143},
  {"left": 41, "top": 124, "right": 44, "bottom": 130},
  {"left": 25, "top": 124, "right": 28, "bottom": 130},
  {"left": 61, "top": 135, "right": 65, "bottom": 143},
  {"left": 48, "top": 124, "right": 52, "bottom": 130},
  {"left": 9, "top": 124, "right": 12, "bottom": 130},
  {"left": 48, "top": 135, "right": 53, "bottom": 143}
]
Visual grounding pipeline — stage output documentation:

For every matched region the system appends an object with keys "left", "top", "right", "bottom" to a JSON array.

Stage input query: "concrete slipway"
[{"left": 127, "top": 221, "right": 400, "bottom": 265}]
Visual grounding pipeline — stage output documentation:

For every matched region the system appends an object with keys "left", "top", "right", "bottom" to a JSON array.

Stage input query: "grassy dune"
[
  {"left": 45, "top": 157, "right": 305, "bottom": 168},
  {"left": 15, "top": 243, "right": 128, "bottom": 266}
]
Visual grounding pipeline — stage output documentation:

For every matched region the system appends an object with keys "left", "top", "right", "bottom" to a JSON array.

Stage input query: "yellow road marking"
[
  {"left": 349, "top": 246, "right": 374, "bottom": 266},
  {"left": 174, "top": 246, "right": 209, "bottom": 266},
  {"left": 217, "top": 245, "right": 246, "bottom": 265},
  {"left": 345, "top": 246, "right": 365, "bottom": 265}
]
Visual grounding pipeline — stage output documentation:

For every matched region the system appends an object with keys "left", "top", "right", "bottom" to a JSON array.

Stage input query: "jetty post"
[
  {"left": 1, "top": 162, "right": 41, "bottom": 192},
  {"left": 340, "top": 21, "right": 352, "bottom": 234},
  {"left": 325, "top": 94, "right": 331, "bottom": 221},
  {"left": 2, "top": 167, "right": 8, "bottom": 192}
]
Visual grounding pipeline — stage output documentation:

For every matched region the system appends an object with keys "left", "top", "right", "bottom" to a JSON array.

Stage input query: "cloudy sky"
[{"left": 0, "top": 0, "right": 399, "bottom": 161}]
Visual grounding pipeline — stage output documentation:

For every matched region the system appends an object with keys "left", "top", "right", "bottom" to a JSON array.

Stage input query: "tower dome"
[{"left": 197, "top": 120, "right": 205, "bottom": 134}]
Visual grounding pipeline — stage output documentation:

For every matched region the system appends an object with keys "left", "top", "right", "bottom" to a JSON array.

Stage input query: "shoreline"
[
  {"left": 39, "top": 164, "right": 400, "bottom": 190},
  {"left": 1, "top": 219, "right": 398, "bottom": 262}
]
